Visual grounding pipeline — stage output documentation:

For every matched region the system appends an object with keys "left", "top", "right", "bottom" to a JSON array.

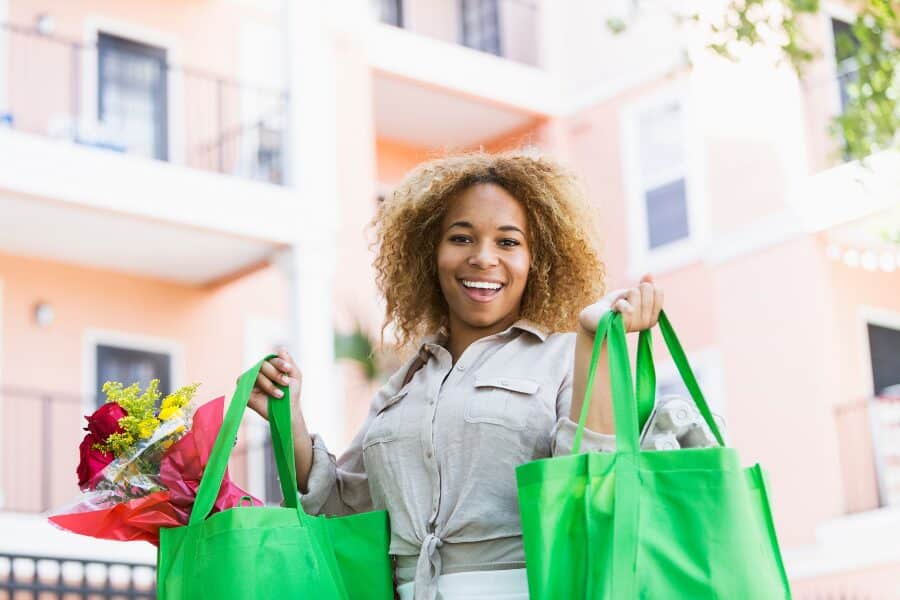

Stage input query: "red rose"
[
  {"left": 85, "top": 403, "right": 127, "bottom": 441},
  {"left": 77, "top": 433, "right": 115, "bottom": 490}
]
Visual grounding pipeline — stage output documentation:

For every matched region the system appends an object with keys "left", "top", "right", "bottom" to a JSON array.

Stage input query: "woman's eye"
[
  {"left": 499, "top": 239, "right": 520, "bottom": 247},
  {"left": 449, "top": 235, "right": 471, "bottom": 243}
]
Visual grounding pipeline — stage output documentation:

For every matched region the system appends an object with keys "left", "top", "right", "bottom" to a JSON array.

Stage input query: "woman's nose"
[{"left": 467, "top": 243, "right": 499, "bottom": 267}]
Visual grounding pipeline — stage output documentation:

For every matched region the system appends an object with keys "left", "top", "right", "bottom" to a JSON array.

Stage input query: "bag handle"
[
  {"left": 190, "top": 354, "right": 306, "bottom": 525},
  {"left": 635, "top": 328, "right": 656, "bottom": 432},
  {"left": 638, "top": 311, "right": 724, "bottom": 445},
  {"left": 573, "top": 311, "right": 639, "bottom": 453},
  {"left": 574, "top": 310, "right": 724, "bottom": 454}
]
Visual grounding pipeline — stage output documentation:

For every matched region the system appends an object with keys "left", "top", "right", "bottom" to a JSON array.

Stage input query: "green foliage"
[
  {"left": 828, "top": 4, "right": 900, "bottom": 160},
  {"left": 609, "top": 0, "right": 899, "bottom": 163},
  {"left": 706, "top": 0, "right": 899, "bottom": 162},
  {"left": 334, "top": 323, "right": 378, "bottom": 381}
]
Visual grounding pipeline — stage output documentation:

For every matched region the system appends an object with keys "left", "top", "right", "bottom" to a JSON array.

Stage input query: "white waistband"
[{"left": 396, "top": 568, "right": 528, "bottom": 600}]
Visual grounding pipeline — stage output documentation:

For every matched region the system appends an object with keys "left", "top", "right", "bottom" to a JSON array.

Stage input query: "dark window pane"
[
  {"left": 97, "top": 33, "right": 168, "bottom": 160},
  {"left": 831, "top": 19, "right": 858, "bottom": 63},
  {"left": 831, "top": 18, "right": 859, "bottom": 114},
  {"left": 645, "top": 178, "right": 689, "bottom": 249},
  {"left": 373, "top": 0, "right": 403, "bottom": 26},
  {"left": 460, "top": 0, "right": 502, "bottom": 56},
  {"left": 868, "top": 324, "right": 900, "bottom": 395},
  {"left": 95, "top": 345, "right": 171, "bottom": 408}
]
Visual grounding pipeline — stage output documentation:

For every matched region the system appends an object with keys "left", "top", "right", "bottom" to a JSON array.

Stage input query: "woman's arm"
[
  {"left": 571, "top": 275, "right": 664, "bottom": 433},
  {"left": 569, "top": 326, "right": 615, "bottom": 433},
  {"left": 246, "top": 350, "right": 314, "bottom": 492}
]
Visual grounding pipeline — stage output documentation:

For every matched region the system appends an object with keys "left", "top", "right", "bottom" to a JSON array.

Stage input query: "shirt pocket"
[
  {"left": 465, "top": 375, "right": 541, "bottom": 432},
  {"left": 362, "top": 390, "right": 408, "bottom": 449}
]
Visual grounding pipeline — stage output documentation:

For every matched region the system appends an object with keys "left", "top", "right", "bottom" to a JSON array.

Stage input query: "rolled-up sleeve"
[
  {"left": 297, "top": 433, "right": 363, "bottom": 516},
  {"left": 550, "top": 363, "right": 616, "bottom": 456},
  {"left": 297, "top": 355, "right": 416, "bottom": 516}
]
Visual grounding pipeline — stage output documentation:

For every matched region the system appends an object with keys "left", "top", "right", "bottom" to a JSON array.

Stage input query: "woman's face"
[{"left": 437, "top": 183, "right": 531, "bottom": 336}]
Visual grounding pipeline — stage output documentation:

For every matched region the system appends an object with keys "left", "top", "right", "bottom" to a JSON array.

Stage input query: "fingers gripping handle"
[{"left": 190, "top": 354, "right": 304, "bottom": 525}]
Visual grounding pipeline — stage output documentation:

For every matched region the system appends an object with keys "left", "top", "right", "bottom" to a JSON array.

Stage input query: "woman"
[{"left": 247, "top": 152, "right": 663, "bottom": 599}]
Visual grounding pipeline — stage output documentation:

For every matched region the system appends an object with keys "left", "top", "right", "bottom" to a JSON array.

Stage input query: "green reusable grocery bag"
[
  {"left": 157, "top": 355, "right": 394, "bottom": 599},
  {"left": 516, "top": 312, "right": 791, "bottom": 599}
]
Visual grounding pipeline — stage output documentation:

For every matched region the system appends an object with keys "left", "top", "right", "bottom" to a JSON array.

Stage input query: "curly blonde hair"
[{"left": 372, "top": 151, "right": 606, "bottom": 352}]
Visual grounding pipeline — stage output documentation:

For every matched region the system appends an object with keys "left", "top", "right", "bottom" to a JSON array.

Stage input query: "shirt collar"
[{"left": 419, "top": 318, "right": 548, "bottom": 355}]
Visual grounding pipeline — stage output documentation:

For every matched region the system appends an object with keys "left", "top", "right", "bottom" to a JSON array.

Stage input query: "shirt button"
[
  {"left": 429, "top": 399, "right": 435, "bottom": 406},
  {"left": 457, "top": 364, "right": 466, "bottom": 371},
  {"left": 426, "top": 450, "right": 433, "bottom": 459}
]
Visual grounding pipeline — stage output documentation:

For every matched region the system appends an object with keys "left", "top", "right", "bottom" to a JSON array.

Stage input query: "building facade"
[{"left": 0, "top": 0, "right": 898, "bottom": 596}]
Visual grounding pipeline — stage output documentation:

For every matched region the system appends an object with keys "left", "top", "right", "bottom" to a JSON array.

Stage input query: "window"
[
  {"left": 253, "top": 120, "right": 284, "bottom": 184},
  {"left": 831, "top": 18, "right": 859, "bottom": 115},
  {"left": 637, "top": 98, "right": 690, "bottom": 251},
  {"left": 95, "top": 345, "right": 171, "bottom": 408},
  {"left": 868, "top": 324, "right": 900, "bottom": 396},
  {"left": 97, "top": 32, "right": 168, "bottom": 160},
  {"left": 373, "top": 0, "right": 403, "bottom": 27},
  {"left": 460, "top": 0, "right": 502, "bottom": 56}
]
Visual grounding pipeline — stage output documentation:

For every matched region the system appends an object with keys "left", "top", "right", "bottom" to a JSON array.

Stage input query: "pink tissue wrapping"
[{"left": 49, "top": 396, "right": 262, "bottom": 545}]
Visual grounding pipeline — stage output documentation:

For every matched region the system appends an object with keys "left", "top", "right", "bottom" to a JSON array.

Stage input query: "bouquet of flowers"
[{"left": 49, "top": 379, "right": 261, "bottom": 545}]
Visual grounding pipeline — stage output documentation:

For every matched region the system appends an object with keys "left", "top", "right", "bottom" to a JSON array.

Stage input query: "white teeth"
[{"left": 462, "top": 280, "right": 503, "bottom": 290}]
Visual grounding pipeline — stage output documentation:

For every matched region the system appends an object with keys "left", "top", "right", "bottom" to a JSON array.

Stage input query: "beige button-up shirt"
[{"left": 299, "top": 319, "right": 615, "bottom": 599}]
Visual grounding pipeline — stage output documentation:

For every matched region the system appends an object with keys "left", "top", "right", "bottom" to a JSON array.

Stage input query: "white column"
[
  {"left": 0, "top": 0, "right": 9, "bottom": 114},
  {"left": 281, "top": 1, "right": 342, "bottom": 445}
]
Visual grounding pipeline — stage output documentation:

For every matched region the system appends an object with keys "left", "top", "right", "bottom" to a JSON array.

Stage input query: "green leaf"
[{"left": 334, "top": 326, "right": 378, "bottom": 381}]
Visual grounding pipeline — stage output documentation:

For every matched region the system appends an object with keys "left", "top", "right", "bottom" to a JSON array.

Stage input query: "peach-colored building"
[{"left": 0, "top": 0, "right": 898, "bottom": 596}]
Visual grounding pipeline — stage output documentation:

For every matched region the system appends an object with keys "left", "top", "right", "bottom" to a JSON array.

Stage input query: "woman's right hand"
[{"left": 245, "top": 349, "right": 303, "bottom": 421}]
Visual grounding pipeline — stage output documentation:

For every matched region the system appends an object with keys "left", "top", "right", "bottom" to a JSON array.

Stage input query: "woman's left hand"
[{"left": 578, "top": 273, "right": 664, "bottom": 334}]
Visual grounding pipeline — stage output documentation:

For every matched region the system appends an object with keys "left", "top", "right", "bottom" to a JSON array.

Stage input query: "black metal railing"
[
  {"left": 0, "top": 386, "right": 84, "bottom": 513},
  {"left": 0, "top": 21, "right": 286, "bottom": 184},
  {"left": 0, "top": 385, "right": 267, "bottom": 514},
  {"left": 0, "top": 552, "right": 156, "bottom": 599}
]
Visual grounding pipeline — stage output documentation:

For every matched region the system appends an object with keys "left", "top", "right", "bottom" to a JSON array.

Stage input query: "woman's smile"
[{"left": 458, "top": 278, "right": 506, "bottom": 303}]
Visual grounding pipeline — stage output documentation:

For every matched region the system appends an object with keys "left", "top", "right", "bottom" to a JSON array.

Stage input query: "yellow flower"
[
  {"left": 158, "top": 406, "right": 183, "bottom": 422},
  {"left": 138, "top": 417, "right": 160, "bottom": 439}
]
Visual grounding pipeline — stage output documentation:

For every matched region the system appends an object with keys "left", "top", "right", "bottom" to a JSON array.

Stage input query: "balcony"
[
  {"left": 0, "top": 22, "right": 286, "bottom": 184},
  {"left": 0, "top": 22, "right": 305, "bottom": 285},
  {"left": 372, "top": 0, "right": 540, "bottom": 66},
  {"left": 368, "top": 0, "right": 557, "bottom": 148}
]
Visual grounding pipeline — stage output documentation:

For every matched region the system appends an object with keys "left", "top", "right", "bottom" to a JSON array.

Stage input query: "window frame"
[
  {"left": 620, "top": 82, "right": 709, "bottom": 279},
  {"left": 822, "top": 4, "right": 859, "bottom": 119},
  {"left": 94, "top": 344, "right": 173, "bottom": 409},
  {"left": 858, "top": 306, "right": 900, "bottom": 511},
  {"left": 859, "top": 307, "right": 900, "bottom": 397},
  {"left": 374, "top": 0, "right": 405, "bottom": 27},
  {"left": 96, "top": 32, "right": 169, "bottom": 161},
  {"left": 81, "top": 329, "right": 184, "bottom": 419},
  {"left": 459, "top": 0, "right": 503, "bottom": 57},
  {"left": 81, "top": 17, "right": 184, "bottom": 164}
]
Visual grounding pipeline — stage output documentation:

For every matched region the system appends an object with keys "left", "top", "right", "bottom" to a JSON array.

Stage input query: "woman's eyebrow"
[
  {"left": 446, "top": 221, "right": 524, "bottom": 235},
  {"left": 447, "top": 220, "right": 474, "bottom": 230}
]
